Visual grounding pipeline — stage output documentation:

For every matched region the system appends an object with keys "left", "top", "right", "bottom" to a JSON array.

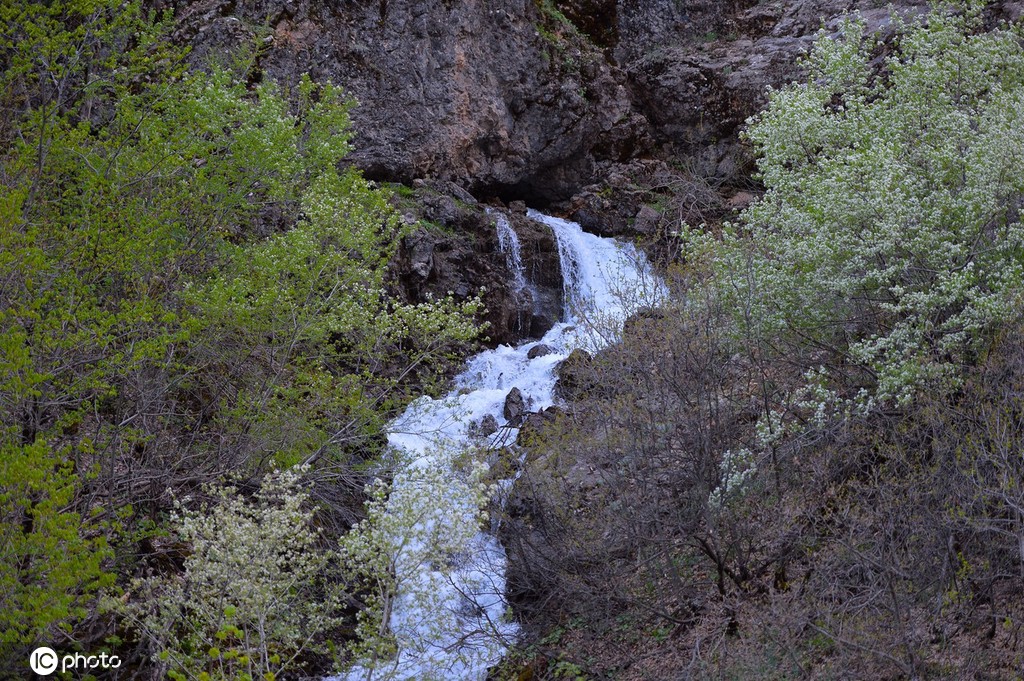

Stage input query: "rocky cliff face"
[
  {"left": 167, "top": 0, "right": 634, "bottom": 206},
  {"left": 161, "top": 0, "right": 1024, "bottom": 346},
  {"left": 166, "top": 0, "right": 1024, "bottom": 202}
]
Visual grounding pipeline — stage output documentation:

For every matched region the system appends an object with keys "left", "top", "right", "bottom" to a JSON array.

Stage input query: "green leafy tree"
[
  {"left": 709, "top": 1, "right": 1024, "bottom": 407},
  {"left": 191, "top": 164, "right": 482, "bottom": 472},
  {"left": 0, "top": 441, "right": 112, "bottom": 646},
  {"left": 1, "top": 0, "right": 482, "bottom": 666}
]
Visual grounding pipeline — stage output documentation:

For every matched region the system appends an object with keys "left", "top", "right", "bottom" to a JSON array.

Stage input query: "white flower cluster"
[{"left": 709, "top": 448, "right": 756, "bottom": 508}]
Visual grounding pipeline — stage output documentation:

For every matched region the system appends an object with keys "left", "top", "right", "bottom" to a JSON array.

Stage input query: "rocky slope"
[
  {"left": 165, "top": 0, "right": 1024, "bottom": 206},
  {"left": 166, "top": 0, "right": 632, "bottom": 205}
]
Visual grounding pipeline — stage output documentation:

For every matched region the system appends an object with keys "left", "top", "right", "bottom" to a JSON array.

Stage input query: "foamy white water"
[{"left": 333, "top": 211, "right": 665, "bottom": 681}]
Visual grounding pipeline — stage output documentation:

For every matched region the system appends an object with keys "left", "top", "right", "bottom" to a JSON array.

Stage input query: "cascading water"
[
  {"left": 492, "top": 211, "right": 528, "bottom": 295},
  {"left": 333, "top": 212, "right": 665, "bottom": 681}
]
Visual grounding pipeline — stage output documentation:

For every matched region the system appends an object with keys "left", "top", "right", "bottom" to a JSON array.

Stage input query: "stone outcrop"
[
  {"left": 166, "top": 0, "right": 634, "bottom": 205},
  {"left": 389, "top": 183, "right": 564, "bottom": 346},
  {"left": 526, "top": 343, "right": 553, "bottom": 359},
  {"left": 478, "top": 413, "right": 499, "bottom": 438},
  {"left": 616, "top": 0, "right": 937, "bottom": 185},
  {"left": 507, "top": 209, "right": 564, "bottom": 337}
]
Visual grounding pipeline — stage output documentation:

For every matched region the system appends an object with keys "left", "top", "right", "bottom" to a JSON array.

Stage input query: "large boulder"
[
  {"left": 478, "top": 414, "right": 499, "bottom": 437},
  {"left": 509, "top": 213, "right": 565, "bottom": 337},
  {"left": 554, "top": 348, "right": 595, "bottom": 402},
  {"left": 503, "top": 387, "right": 527, "bottom": 426},
  {"left": 527, "top": 343, "right": 554, "bottom": 359}
]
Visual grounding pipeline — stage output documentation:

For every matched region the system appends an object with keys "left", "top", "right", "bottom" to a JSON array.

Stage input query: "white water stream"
[
  {"left": 334, "top": 211, "right": 665, "bottom": 681},
  {"left": 493, "top": 211, "right": 528, "bottom": 295}
]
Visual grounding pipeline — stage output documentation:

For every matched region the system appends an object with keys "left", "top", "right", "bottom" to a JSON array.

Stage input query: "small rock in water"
[
  {"left": 479, "top": 413, "right": 499, "bottom": 437},
  {"left": 503, "top": 387, "right": 526, "bottom": 425},
  {"left": 527, "top": 343, "right": 553, "bottom": 359}
]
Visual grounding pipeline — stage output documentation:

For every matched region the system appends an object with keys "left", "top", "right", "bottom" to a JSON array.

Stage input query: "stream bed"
[{"left": 333, "top": 211, "right": 665, "bottom": 680}]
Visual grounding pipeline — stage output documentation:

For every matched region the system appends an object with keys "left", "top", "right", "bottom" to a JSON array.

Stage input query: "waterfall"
[
  {"left": 333, "top": 212, "right": 665, "bottom": 681},
  {"left": 492, "top": 211, "right": 528, "bottom": 294},
  {"left": 491, "top": 209, "right": 536, "bottom": 336},
  {"left": 533, "top": 210, "right": 668, "bottom": 350}
]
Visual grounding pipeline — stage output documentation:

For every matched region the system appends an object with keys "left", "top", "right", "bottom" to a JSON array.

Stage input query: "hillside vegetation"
[
  {"left": 500, "top": 3, "right": 1024, "bottom": 678},
  {"left": 3, "top": 0, "right": 1024, "bottom": 679},
  {"left": 0, "top": 2, "right": 482, "bottom": 677}
]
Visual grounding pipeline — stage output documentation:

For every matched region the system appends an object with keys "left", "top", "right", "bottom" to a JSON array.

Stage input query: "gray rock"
[
  {"left": 479, "top": 413, "right": 499, "bottom": 437},
  {"left": 407, "top": 234, "right": 435, "bottom": 280},
  {"left": 527, "top": 344, "right": 553, "bottom": 359},
  {"left": 554, "top": 349, "right": 594, "bottom": 402},
  {"left": 503, "top": 387, "right": 526, "bottom": 425}
]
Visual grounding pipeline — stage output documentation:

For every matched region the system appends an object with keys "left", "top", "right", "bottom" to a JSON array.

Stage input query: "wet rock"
[
  {"left": 479, "top": 413, "right": 499, "bottom": 437},
  {"left": 390, "top": 194, "right": 564, "bottom": 347},
  {"left": 527, "top": 343, "right": 553, "bottom": 359},
  {"left": 510, "top": 213, "right": 565, "bottom": 337},
  {"left": 503, "top": 387, "right": 526, "bottom": 425}
]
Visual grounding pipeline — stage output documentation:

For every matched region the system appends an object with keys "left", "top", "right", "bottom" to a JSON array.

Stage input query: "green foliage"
[
  {"left": 708, "top": 2, "right": 1024, "bottom": 407},
  {"left": 0, "top": 0, "right": 482, "bottom": 662},
  {"left": 533, "top": 0, "right": 585, "bottom": 72},
  {"left": 535, "top": 0, "right": 576, "bottom": 33},
  {"left": 193, "top": 167, "right": 482, "bottom": 468},
  {"left": 0, "top": 440, "right": 113, "bottom": 645}
]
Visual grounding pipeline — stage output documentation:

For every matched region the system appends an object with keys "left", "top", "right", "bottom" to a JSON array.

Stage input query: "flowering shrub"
[
  {"left": 338, "top": 458, "right": 501, "bottom": 679},
  {"left": 119, "top": 469, "right": 341, "bottom": 681},
  {"left": 715, "top": 1, "right": 1024, "bottom": 406},
  {"left": 116, "top": 460, "right": 499, "bottom": 681}
]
